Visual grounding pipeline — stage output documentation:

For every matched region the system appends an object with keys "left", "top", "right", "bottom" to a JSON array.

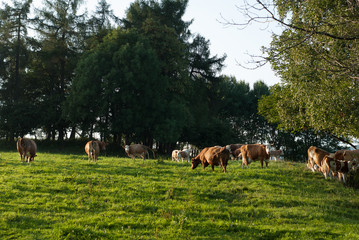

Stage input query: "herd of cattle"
[
  {"left": 15, "top": 138, "right": 358, "bottom": 183},
  {"left": 307, "top": 146, "right": 359, "bottom": 183}
]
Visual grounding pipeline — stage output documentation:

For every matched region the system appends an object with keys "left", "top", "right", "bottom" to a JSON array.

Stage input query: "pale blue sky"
[{"left": 4, "top": 0, "right": 281, "bottom": 87}]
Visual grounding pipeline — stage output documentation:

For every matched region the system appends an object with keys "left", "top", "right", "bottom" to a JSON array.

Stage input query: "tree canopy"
[{"left": 235, "top": 0, "right": 359, "bottom": 141}]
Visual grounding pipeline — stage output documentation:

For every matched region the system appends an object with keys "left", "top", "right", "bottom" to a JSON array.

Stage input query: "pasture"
[{"left": 0, "top": 151, "right": 359, "bottom": 239}]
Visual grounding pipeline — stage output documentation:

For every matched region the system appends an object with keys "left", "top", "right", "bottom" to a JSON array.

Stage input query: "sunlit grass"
[{"left": 0, "top": 151, "right": 358, "bottom": 239}]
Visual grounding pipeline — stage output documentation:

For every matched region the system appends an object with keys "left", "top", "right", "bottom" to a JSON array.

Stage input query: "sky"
[{"left": 4, "top": 0, "right": 281, "bottom": 87}]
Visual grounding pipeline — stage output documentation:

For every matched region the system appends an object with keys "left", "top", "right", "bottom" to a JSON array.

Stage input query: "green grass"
[{"left": 1, "top": 151, "right": 359, "bottom": 240}]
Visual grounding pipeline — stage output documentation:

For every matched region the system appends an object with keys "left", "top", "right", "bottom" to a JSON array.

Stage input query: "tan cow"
[
  {"left": 343, "top": 149, "right": 359, "bottom": 161},
  {"left": 85, "top": 140, "right": 107, "bottom": 162},
  {"left": 238, "top": 144, "right": 270, "bottom": 168},
  {"left": 177, "top": 149, "right": 190, "bottom": 162},
  {"left": 322, "top": 155, "right": 358, "bottom": 183},
  {"left": 125, "top": 144, "right": 155, "bottom": 160},
  {"left": 172, "top": 150, "right": 179, "bottom": 161},
  {"left": 191, "top": 146, "right": 230, "bottom": 172},
  {"left": 16, "top": 138, "right": 37, "bottom": 162},
  {"left": 307, "top": 146, "right": 329, "bottom": 172}
]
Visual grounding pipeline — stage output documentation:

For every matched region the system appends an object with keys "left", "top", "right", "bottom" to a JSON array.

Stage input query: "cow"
[
  {"left": 85, "top": 140, "right": 107, "bottom": 162},
  {"left": 191, "top": 146, "right": 230, "bottom": 172},
  {"left": 177, "top": 149, "right": 190, "bottom": 162},
  {"left": 343, "top": 149, "right": 359, "bottom": 161},
  {"left": 322, "top": 155, "right": 358, "bottom": 183},
  {"left": 269, "top": 149, "right": 283, "bottom": 161},
  {"left": 237, "top": 144, "right": 270, "bottom": 168},
  {"left": 225, "top": 144, "right": 243, "bottom": 160},
  {"left": 124, "top": 144, "right": 155, "bottom": 161},
  {"left": 307, "top": 146, "right": 329, "bottom": 172},
  {"left": 16, "top": 138, "right": 37, "bottom": 162},
  {"left": 172, "top": 150, "right": 179, "bottom": 161}
]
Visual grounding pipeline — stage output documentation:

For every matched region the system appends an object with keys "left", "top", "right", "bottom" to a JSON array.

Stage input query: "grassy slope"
[{"left": 0, "top": 151, "right": 358, "bottom": 240}]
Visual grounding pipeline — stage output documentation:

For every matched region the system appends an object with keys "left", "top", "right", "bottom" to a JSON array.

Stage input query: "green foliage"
[
  {"left": 260, "top": 0, "right": 359, "bottom": 138},
  {"left": 66, "top": 29, "right": 165, "bottom": 143},
  {"left": 1, "top": 151, "right": 359, "bottom": 239}
]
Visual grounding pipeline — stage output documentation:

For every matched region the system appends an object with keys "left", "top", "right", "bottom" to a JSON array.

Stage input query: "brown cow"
[
  {"left": 85, "top": 140, "right": 107, "bottom": 162},
  {"left": 191, "top": 146, "right": 230, "bottom": 172},
  {"left": 16, "top": 138, "right": 37, "bottom": 162},
  {"left": 191, "top": 147, "right": 210, "bottom": 169},
  {"left": 125, "top": 144, "right": 155, "bottom": 160},
  {"left": 322, "top": 155, "right": 358, "bottom": 183},
  {"left": 238, "top": 144, "right": 270, "bottom": 168},
  {"left": 307, "top": 146, "right": 329, "bottom": 172}
]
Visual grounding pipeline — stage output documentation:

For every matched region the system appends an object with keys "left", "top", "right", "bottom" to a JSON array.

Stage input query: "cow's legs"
[{"left": 211, "top": 165, "right": 214, "bottom": 171}]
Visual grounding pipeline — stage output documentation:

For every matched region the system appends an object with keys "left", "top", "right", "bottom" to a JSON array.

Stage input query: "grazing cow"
[
  {"left": 16, "top": 138, "right": 37, "bottom": 162},
  {"left": 322, "top": 155, "right": 358, "bottom": 183},
  {"left": 225, "top": 144, "right": 243, "bottom": 159},
  {"left": 191, "top": 147, "right": 210, "bottom": 169},
  {"left": 238, "top": 144, "right": 270, "bottom": 168},
  {"left": 125, "top": 144, "right": 155, "bottom": 160},
  {"left": 172, "top": 150, "right": 179, "bottom": 161},
  {"left": 191, "top": 146, "right": 230, "bottom": 172},
  {"left": 269, "top": 149, "right": 283, "bottom": 161},
  {"left": 343, "top": 149, "right": 359, "bottom": 161},
  {"left": 177, "top": 149, "right": 190, "bottom": 162},
  {"left": 85, "top": 140, "right": 107, "bottom": 162},
  {"left": 307, "top": 146, "right": 329, "bottom": 172}
]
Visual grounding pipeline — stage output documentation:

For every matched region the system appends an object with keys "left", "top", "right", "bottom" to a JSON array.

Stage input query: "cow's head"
[{"left": 191, "top": 158, "right": 201, "bottom": 169}]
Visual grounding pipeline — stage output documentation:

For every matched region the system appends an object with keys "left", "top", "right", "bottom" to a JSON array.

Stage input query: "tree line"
[{"left": 0, "top": 0, "right": 343, "bottom": 156}]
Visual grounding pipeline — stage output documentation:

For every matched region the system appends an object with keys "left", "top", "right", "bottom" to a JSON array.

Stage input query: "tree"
[
  {"left": 231, "top": 0, "right": 359, "bottom": 142},
  {"left": 34, "top": 0, "right": 86, "bottom": 140},
  {"left": 0, "top": 0, "right": 35, "bottom": 139},
  {"left": 86, "top": 0, "right": 119, "bottom": 48},
  {"left": 65, "top": 29, "right": 166, "bottom": 145}
]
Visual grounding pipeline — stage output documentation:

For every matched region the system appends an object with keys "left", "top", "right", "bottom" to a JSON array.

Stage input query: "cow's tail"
[{"left": 89, "top": 141, "right": 96, "bottom": 160}]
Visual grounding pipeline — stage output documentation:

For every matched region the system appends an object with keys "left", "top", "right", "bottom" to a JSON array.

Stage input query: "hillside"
[{"left": 0, "top": 151, "right": 358, "bottom": 239}]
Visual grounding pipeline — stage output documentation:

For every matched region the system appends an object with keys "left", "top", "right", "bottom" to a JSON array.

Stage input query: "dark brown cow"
[
  {"left": 191, "top": 146, "right": 230, "bottom": 172},
  {"left": 16, "top": 138, "right": 37, "bottom": 162},
  {"left": 322, "top": 155, "right": 358, "bottom": 183},
  {"left": 307, "top": 146, "right": 329, "bottom": 172},
  {"left": 124, "top": 144, "right": 155, "bottom": 160},
  {"left": 238, "top": 144, "right": 270, "bottom": 168},
  {"left": 85, "top": 140, "right": 107, "bottom": 162}
]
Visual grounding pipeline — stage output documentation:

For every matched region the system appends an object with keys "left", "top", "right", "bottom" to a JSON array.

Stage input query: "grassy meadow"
[{"left": 0, "top": 150, "right": 359, "bottom": 240}]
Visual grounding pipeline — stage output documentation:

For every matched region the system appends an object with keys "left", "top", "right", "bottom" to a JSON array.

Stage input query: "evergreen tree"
[
  {"left": 34, "top": 0, "right": 86, "bottom": 140},
  {"left": 0, "top": 0, "right": 34, "bottom": 139}
]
